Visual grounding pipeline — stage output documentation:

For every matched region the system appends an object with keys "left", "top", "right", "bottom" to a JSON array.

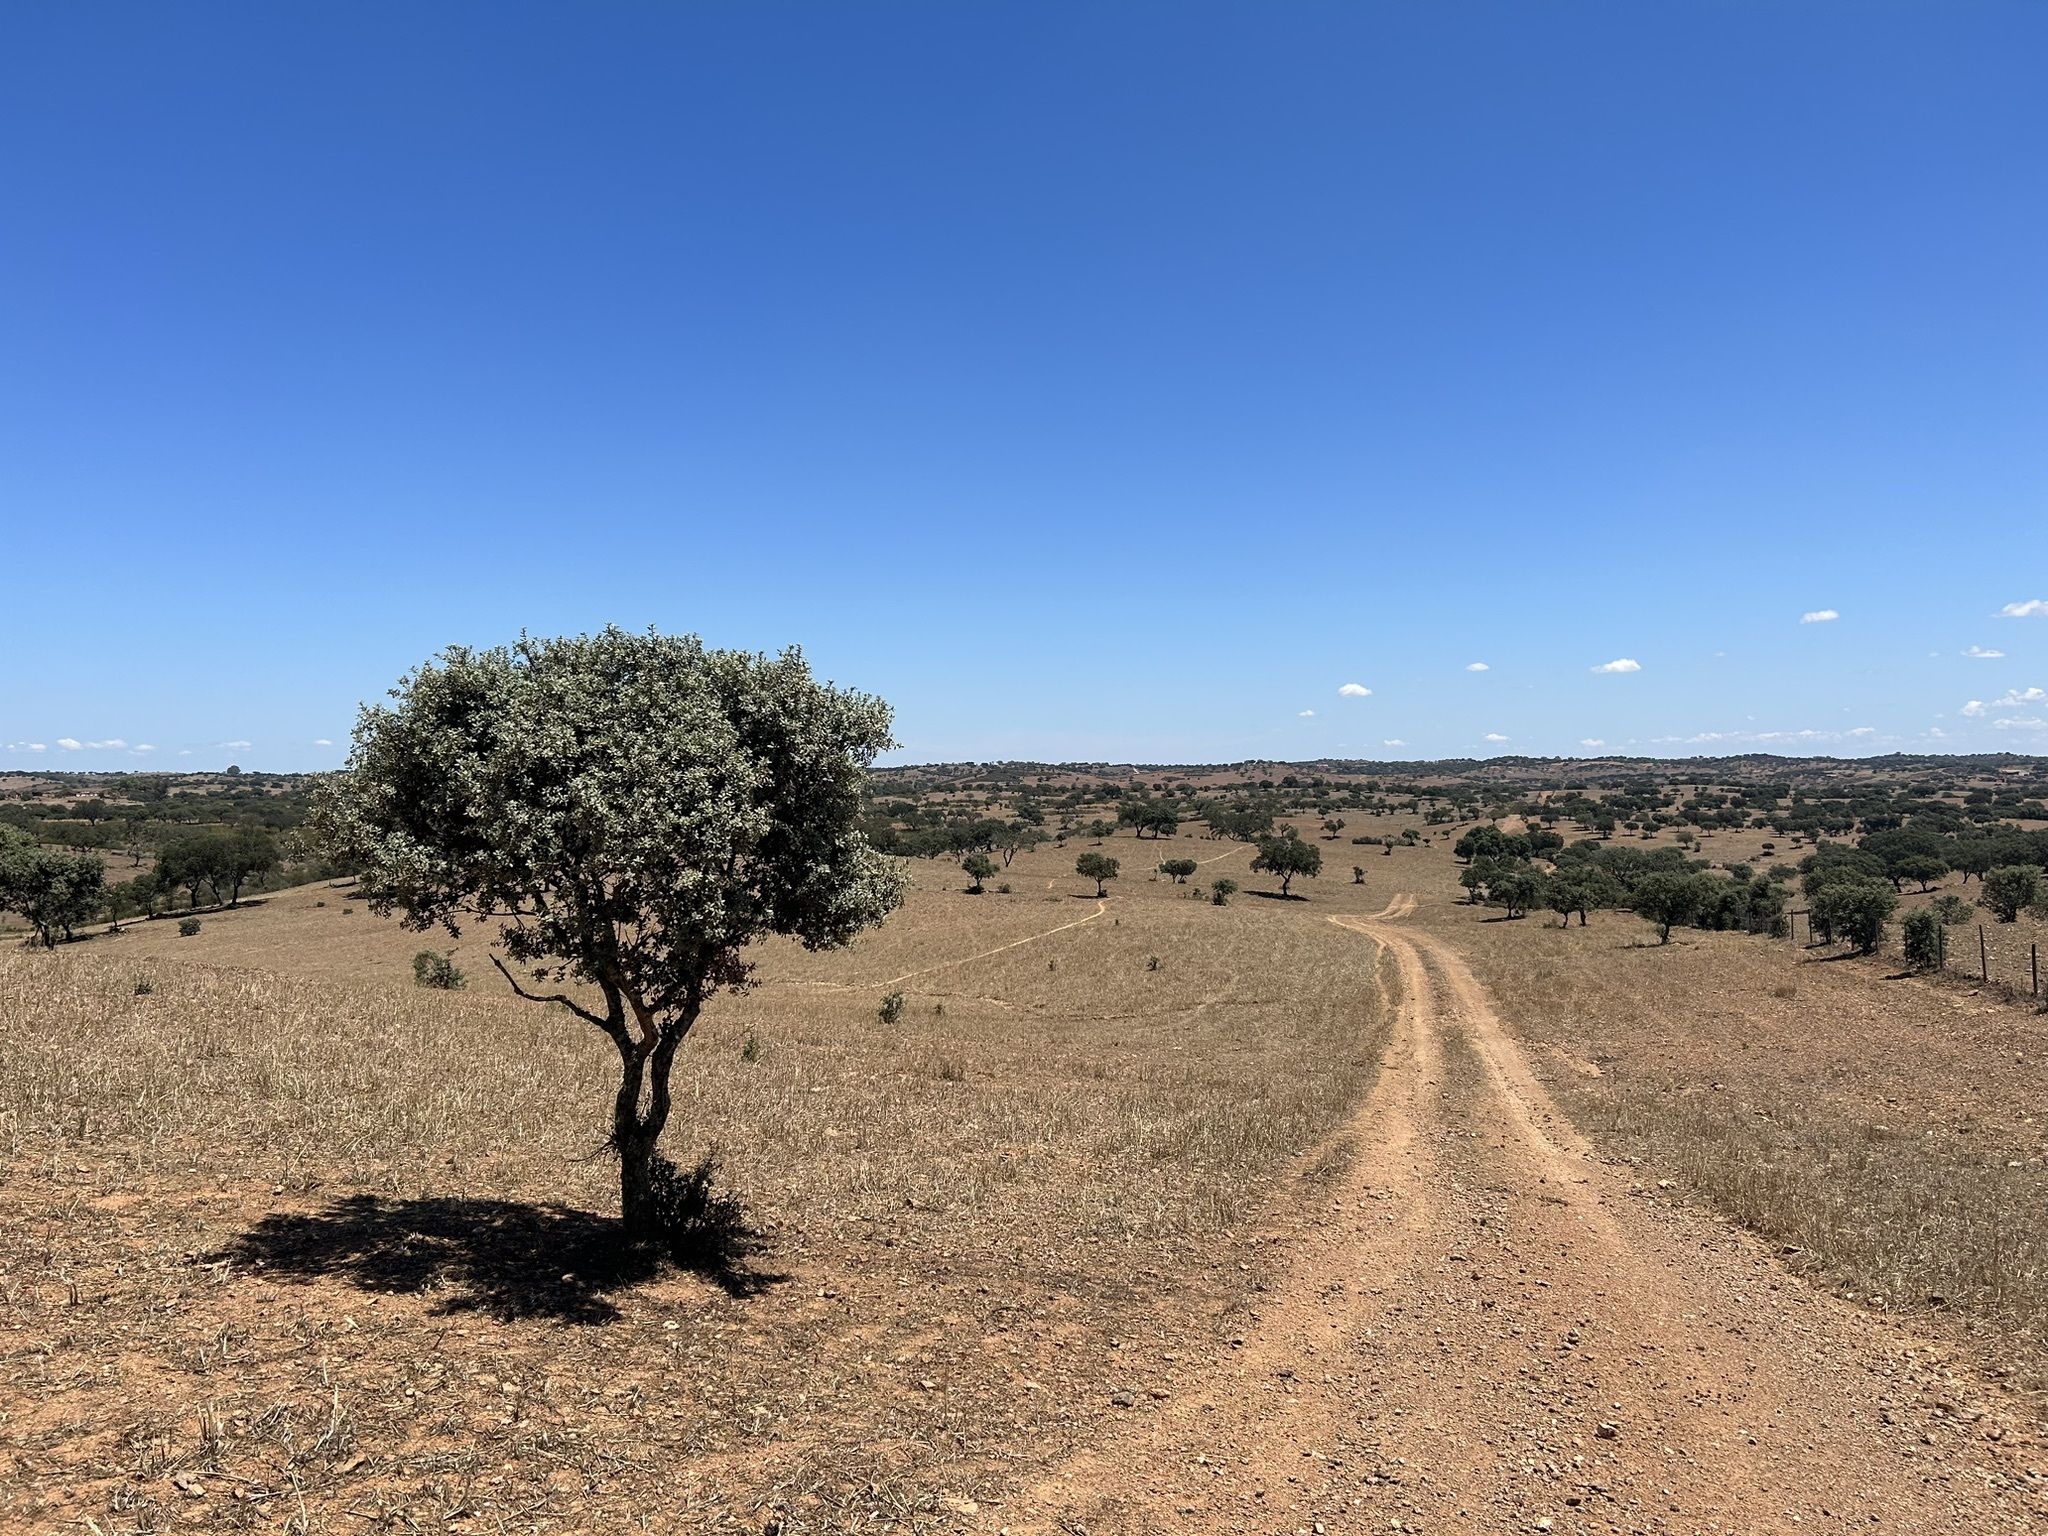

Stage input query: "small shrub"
[
  {"left": 997, "top": 882, "right": 1012, "bottom": 894},
  {"left": 1210, "top": 877, "right": 1238, "bottom": 907},
  {"left": 133, "top": 977, "right": 155, "bottom": 996},
  {"left": 878, "top": 990, "right": 906, "bottom": 1025},
  {"left": 740, "top": 1030, "right": 762, "bottom": 1063},
  {"left": 1146, "top": 954, "right": 1162, "bottom": 972},
  {"left": 1902, "top": 908, "right": 1945, "bottom": 972},
  {"left": 177, "top": 917, "right": 201, "bottom": 938},
  {"left": 411, "top": 950, "right": 466, "bottom": 990}
]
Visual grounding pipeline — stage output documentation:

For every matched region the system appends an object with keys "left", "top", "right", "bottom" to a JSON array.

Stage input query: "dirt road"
[{"left": 1021, "top": 900, "right": 2044, "bottom": 1533}]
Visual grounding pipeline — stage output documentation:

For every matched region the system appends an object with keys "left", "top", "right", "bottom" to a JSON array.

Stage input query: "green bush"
[
  {"left": 1902, "top": 907, "right": 1945, "bottom": 971},
  {"left": 411, "top": 950, "right": 466, "bottom": 990},
  {"left": 177, "top": 917, "right": 202, "bottom": 937},
  {"left": 878, "top": 990, "right": 906, "bottom": 1025}
]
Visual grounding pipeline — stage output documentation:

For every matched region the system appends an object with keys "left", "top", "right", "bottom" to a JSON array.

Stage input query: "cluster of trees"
[
  {"left": 1457, "top": 835, "right": 1790, "bottom": 943},
  {"left": 0, "top": 827, "right": 106, "bottom": 947}
]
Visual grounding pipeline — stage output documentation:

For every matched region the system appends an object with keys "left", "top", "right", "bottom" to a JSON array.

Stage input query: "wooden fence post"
[
  {"left": 1979, "top": 924, "right": 1989, "bottom": 984},
  {"left": 2033, "top": 942, "right": 2040, "bottom": 998}
]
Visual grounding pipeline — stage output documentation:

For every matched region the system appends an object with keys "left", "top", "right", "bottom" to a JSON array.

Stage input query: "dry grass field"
[
  {"left": 9, "top": 806, "right": 2048, "bottom": 1532},
  {"left": 1, "top": 832, "right": 1390, "bottom": 1534}
]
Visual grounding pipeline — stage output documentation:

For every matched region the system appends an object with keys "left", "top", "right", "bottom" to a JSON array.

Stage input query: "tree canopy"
[{"left": 312, "top": 628, "right": 906, "bottom": 1242}]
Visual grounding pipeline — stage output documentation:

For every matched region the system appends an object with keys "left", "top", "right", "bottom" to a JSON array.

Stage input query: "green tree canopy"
[{"left": 312, "top": 628, "right": 906, "bottom": 1242}]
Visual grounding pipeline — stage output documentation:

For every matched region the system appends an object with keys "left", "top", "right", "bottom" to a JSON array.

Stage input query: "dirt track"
[{"left": 1021, "top": 899, "right": 2045, "bottom": 1533}]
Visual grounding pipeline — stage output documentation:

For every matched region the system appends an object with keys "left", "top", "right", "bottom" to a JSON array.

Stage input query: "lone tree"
[
  {"left": 1251, "top": 831, "right": 1322, "bottom": 897},
  {"left": 1075, "top": 851, "right": 1120, "bottom": 897},
  {"left": 1158, "top": 857, "right": 1198, "bottom": 884},
  {"left": 960, "top": 852, "right": 997, "bottom": 894},
  {"left": 1629, "top": 870, "right": 1698, "bottom": 944},
  {"left": 312, "top": 628, "right": 906, "bottom": 1243}
]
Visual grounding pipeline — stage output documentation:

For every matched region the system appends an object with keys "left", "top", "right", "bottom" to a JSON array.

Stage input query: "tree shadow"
[
  {"left": 210, "top": 1163, "right": 783, "bottom": 1324},
  {"left": 1246, "top": 889, "right": 1308, "bottom": 902}
]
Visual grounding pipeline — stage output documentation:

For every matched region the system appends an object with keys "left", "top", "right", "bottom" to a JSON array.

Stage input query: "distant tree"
[
  {"left": 1811, "top": 877, "right": 1896, "bottom": 954},
  {"left": 1321, "top": 817, "right": 1346, "bottom": 840},
  {"left": 311, "top": 628, "right": 905, "bottom": 1245},
  {"left": 1980, "top": 865, "right": 2042, "bottom": 924},
  {"left": 0, "top": 829, "right": 106, "bottom": 947},
  {"left": 997, "top": 824, "right": 1046, "bottom": 867},
  {"left": 1251, "top": 832, "right": 1322, "bottom": 897},
  {"left": 1158, "top": 858, "right": 1198, "bottom": 884},
  {"left": 1352, "top": 865, "right": 1365, "bottom": 884},
  {"left": 1075, "top": 852, "right": 1120, "bottom": 897},
  {"left": 961, "top": 852, "right": 997, "bottom": 894},
  {"left": 1630, "top": 871, "right": 1699, "bottom": 944},
  {"left": 1209, "top": 877, "right": 1237, "bottom": 906}
]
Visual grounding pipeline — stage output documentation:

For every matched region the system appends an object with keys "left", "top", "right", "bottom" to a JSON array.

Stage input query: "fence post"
[
  {"left": 1980, "top": 924, "right": 1989, "bottom": 983},
  {"left": 2034, "top": 943, "right": 2040, "bottom": 998}
]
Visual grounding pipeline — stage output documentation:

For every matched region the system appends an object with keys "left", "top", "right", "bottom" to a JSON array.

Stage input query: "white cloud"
[
  {"left": 6, "top": 741, "right": 47, "bottom": 753},
  {"left": 1994, "top": 716, "right": 2048, "bottom": 731},
  {"left": 1381, "top": 738, "right": 1407, "bottom": 748},
  {"left": 1483, "top": 732, "right": 1510, "bottom": 744},
  {"left": 314, "top": 738, "right": 334, "bottom": 747},
  {"left": 217, "top": 740, "right": 252, "bottom": 750},
  {"left": 131, "top": 744, "right": 155, "bottom": 754},
  {"left": 1579, "top": 738, "right": 1606, "bottom": 748},
  {"left": 1998, "top": 599, "right": 2048, "bottom": 619},
  {"left": 1847, "top": 726, "right": 1876, "bottom": 737},
  {"left": 1963, "top": 645, "right": 2005, "bottom": 659},
  {"left": 1964, "top": 688, "right": 2043, "bottom": 719},
  {"left": 1800, "top": 609, "right": 1840, "bottom": 624},
  {"left": 1465, "top": 661, "right": 1490, "bottom": 672},
  {"left": 177, "top": 749, "right": 192, "bottom": 757},
  {"left": 1590, "top": 658, "right": 1641, "bottom": 674},
  {"left": 1298, "top": 709, "right": 1317, "bottom": 718},
  {"left": 1927, "top": 725, "right": 1947, "bottom": 739},
  {"left": 1337, "top": 682, "right": 1372, "bottom": 698},
  {"left": 56, "top": 738, "right": 82, "bottom": 751}
]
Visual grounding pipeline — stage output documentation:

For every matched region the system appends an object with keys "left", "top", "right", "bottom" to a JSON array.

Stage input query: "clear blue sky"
[{"left": 4, "top": 3, "right": 2044, "bottom": 770}]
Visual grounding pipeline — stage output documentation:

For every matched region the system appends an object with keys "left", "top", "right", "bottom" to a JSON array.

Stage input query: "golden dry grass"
[{"left": 0, "top": 833, "right": 1390, "bottom": 1534}]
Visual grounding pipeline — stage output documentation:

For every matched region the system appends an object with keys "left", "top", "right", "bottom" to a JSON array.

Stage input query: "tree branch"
[{"left": 490, "top": 954, "right": 626, "bottom": 1042}]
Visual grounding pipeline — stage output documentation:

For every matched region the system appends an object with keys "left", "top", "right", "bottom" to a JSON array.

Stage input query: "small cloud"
[
  {"left": 1337, "top": 682, "right": 1372, "bottom": 698},
  {"left": 1966, "top": 688, "right": 2044, "bottom": 719},
  {"left": 1579, "top": 738, "right": 1606, "bottom": 748},
  {"left": 1483, "top": 732, "right": 1510, "bottom": 744},
  {"left": 1465, "top": 661, "right": 1490, "bottom": 672},
  {"left": 1381, "top": 738, "right": 1407, "bottom": 748},
  {"left": 91, "top": 738, "right": 127, "bottom": 750},
  {"left": 217, "top": 740, "right": 252, "bottom": 750},
  {"left": 6, "top": 741, "right": 47, "bottom": 753},
  {"left": 1927, "top": 725, "right": 1947, "bottom": 738},
  {"left": 177, "top": 749, "right": 193, "bottom": 756},
  {"left": 314, "top": 738, "right": 335, "bottom": 747},
  {"left": 1847, "top": 726, "right": 1876, "bottom": 737},
  {"left": 1590, "top": 658, "right": 1641, "bottom": 674},
  {"left": 1298, "top": 709, "right": 1317, "bottom": 718},
  {"left": 131, "top": 744, "right": 155, "bottom": 754},
  {"left": 1998, "top": 599, "right": 2048, "bottom": 619},
  {"left": 56, "top": 737, "right": 83, "bottom": 751},
  {"left": 1800, "top": 609, "right": 1840, "bottom": 624},
  {"left": 1963, "top": 645, "right": 2005, "bottom": 659}
]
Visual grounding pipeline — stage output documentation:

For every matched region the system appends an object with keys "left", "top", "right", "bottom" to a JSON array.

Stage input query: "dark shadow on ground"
[
  {"left": 1246, "top": 889, "right": 1308, "bottom": 902},
  {"left": 211, "top": 1174, "right": 783, "bottom": 1324}
]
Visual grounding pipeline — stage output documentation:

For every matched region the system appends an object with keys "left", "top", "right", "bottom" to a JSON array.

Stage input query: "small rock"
[
  {"left": 1110, "top": 1389, "right": 1137, "bottom": 1408},
  {"left": 1596, "top": 1421, "right": 1619, "bottom": 1440}
]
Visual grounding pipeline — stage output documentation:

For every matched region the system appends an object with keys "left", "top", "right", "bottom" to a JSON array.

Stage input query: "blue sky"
[{"left": 3, "top": 3, "right": 2044, "bottom": 771}]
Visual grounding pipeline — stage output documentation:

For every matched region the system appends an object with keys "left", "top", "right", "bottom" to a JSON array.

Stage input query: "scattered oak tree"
[
  {"left": 1980, "top": 865, "right": 2042, "bottom": 924},
  {"left": 0, "top": 828, "right": 106, "bottom": 947},
  {"left": 312, "top": 628, "right": 906, "bottom": 1244},
  {"left": 1157, "top": 857, "right": 1198, "bottom": 884},
  {"left": 1075, "top": 851, "right": 1120, "bottom": 897},
  {"left": 1251, "top": 831, "right": 1322, "bottom": 897},
  {"left": 960, "top": 852, "right": 997, "bottom": 894}
]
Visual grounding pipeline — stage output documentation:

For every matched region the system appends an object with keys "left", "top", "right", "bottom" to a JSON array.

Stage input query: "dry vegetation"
[{"left": 0, "top": 837, "right": 1387, "bottom": 1534}]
